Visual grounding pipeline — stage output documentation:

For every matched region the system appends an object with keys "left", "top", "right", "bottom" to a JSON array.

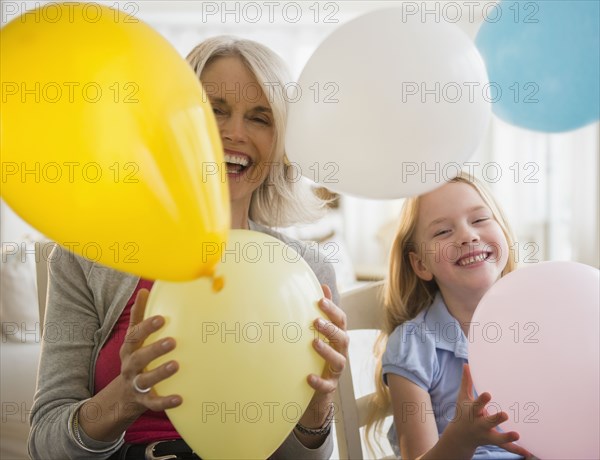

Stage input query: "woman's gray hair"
[{"left": 186, "top": 35, "right": 328, "bottom": 228}]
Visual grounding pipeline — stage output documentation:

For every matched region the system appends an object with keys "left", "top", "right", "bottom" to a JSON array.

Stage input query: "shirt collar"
[{"left": 422, "top": 293, "right": 469, "bottom": 359}]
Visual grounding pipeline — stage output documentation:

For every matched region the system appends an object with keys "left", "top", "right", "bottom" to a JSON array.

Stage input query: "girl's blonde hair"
[
  {"left": 186, "top": 36, "right": 327, "bottom": 228},
  {"left": 365, "top": 171, "right": 517, "bottom": 453}
]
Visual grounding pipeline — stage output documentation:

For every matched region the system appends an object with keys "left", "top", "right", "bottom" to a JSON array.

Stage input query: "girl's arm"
[
  {"left": 387, "top": 374, "right": 439, "bottom": 459},
  {"left": 388, "top": 365, "right": 532, "bottom": 460},
  {"left": 440, "top": 365, "right": 531, "bottom": 459}
]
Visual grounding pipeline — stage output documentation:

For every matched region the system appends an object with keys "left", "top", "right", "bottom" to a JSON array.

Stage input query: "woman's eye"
[
  {"left": 433, "top": 229, "right": 450, "bottom": 237},
  {"left": 474, "top": 217, "right": 490, "bottom": 224},
  {"left": 251, "top": 116, "right": 270, "bottom": 125},
  {"left": 212, "top": 107, "right": 226, "bottom": 116}
]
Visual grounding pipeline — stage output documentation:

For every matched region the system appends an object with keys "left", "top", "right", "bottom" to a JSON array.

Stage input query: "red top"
[{"left": 94, "top": 279, "right": 181, "bottom": 444}]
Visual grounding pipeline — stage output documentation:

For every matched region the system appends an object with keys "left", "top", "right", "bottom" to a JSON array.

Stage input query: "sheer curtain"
[{"left": 488, "top": 120, "right": 599, "bottom": 268}]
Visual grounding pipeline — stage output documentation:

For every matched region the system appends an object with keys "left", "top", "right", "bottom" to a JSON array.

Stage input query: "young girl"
[{"left": 369, "top": 172, "right": 533, "bottom": 459}]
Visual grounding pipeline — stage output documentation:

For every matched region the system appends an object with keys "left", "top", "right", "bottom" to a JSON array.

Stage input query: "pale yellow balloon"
[
  {"left": 145, "top": 230, "right": 326, "bottom": 460},
  {"left": 0, "top": 3, "right": 229, "bottom": 280}
]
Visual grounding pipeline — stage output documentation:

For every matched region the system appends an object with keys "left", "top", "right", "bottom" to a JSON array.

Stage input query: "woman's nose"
[{"left": 220, "top": 115, "right": 247, "bottom": 143}]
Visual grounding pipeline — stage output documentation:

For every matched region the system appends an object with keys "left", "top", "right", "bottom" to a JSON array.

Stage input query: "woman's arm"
[
  {"left": 270, "top": 282, "right": 348, "bottom": 460},
  {"left": 28, "top": 246, "right": 121, "bottom": 459},
  {"left": 28, "top": 248, "right": 180, "bottom": 459},
  {"left": 78, "top": 289, "right": 182, "bottom": 442},
  {"left": 295, "top": 285, "right": 348, "bottom": 445}
]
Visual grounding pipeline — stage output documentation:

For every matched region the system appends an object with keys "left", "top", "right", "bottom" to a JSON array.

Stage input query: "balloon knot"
[{"left": 211, "top": 275, "right": 225, "bottom": 293}]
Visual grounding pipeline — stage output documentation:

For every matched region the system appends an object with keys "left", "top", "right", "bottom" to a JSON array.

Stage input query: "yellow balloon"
[
  {"left": 144, "top": 230, "right": 326, "bottom": 460},
  {"left": 0, "top": 3, "right": 229, "bottom": 280}
]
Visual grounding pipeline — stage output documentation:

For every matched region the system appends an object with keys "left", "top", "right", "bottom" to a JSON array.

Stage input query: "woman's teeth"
[{"left": 224, "top": 153, "right": 250, "bottom": 174}]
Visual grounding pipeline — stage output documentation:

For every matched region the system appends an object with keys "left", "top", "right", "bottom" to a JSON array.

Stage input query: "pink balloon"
[{"left": 469, "top": 261, "right": 599, "bottom": 459}]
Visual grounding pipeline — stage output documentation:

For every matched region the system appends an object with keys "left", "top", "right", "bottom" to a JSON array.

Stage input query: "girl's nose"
[{"left": 459, "top": 225, "right": 480, "bottom": 245}]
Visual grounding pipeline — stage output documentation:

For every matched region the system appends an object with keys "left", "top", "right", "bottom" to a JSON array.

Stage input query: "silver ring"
[{"left": 132, "top": 374, "right": 151, "bottom": 394}]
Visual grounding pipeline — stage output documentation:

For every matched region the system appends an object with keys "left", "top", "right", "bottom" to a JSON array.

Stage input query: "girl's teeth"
[{"left": 459, "top": 253, "right": 487, "bottom": 266}]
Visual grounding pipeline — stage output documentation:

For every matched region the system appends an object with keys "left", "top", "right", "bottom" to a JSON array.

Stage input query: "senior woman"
[{"left": 28, "top": 36, "right": 348, "bottom": 460}]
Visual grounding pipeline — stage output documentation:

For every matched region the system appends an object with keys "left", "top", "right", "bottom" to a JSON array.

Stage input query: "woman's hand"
[
  {"left": 118, "top": 288, "right": 182, "bottom": 417},
  {"left": 77, "top": 289, "right": 183, "bottom": 442},
  {"left": 308, "top": 285, "right": 349, "bottom": 395},
  {"left": 294, "top": 285, "right": 349, "bottom": 447},
  {"left": 442, "top": 364, "right": 532, "bottom": 458}
]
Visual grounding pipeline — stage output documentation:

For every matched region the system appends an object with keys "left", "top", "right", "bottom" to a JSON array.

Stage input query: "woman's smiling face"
[{"left": 201, "top": 55, "right": 275, "bottom": 211}]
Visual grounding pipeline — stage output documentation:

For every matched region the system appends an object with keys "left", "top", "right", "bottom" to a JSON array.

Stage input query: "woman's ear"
[{"left": 409, "top": 251, "right": 434, "bottom": 282}]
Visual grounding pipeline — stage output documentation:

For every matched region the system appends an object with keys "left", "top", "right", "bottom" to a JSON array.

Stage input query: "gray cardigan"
[{"left": 28, "top": 223, "right": 338, "bottom": 459}]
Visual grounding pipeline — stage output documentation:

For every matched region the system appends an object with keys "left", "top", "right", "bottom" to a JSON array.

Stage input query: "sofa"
[{"left": 1, "top": 242, "right": 43, "bottom": 459}]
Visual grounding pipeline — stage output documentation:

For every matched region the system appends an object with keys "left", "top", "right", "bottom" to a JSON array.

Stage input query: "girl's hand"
[
  {"left": 118, "top": 288, "right": 182, "bottom": 417},
  {"left": 444, "top": 364, "right": 532, "bottom": 458},
  {"left": 295, "top": 285, "right": 349, "bottom": 442}
]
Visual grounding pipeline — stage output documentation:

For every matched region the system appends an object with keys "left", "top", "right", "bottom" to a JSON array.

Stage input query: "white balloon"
[{"left": 286, "top": 8, "right": 491, "bottom": 199}]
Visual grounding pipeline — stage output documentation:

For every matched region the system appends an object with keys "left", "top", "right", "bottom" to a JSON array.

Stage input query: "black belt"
[{"left": 110, "top": 439, "right": 201, "bottom": 460}]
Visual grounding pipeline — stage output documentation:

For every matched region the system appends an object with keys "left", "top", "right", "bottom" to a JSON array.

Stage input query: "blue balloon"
[{"left": 476, "top": 0, "right": 599, "bottom": 132}]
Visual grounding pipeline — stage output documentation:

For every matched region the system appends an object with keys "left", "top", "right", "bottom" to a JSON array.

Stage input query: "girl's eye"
[
  {"left": 212, "top": 107, "right": 226, "bottom": 116},
  {"left": 473, "top": 217, "right": 490, "bottom": 224},
  {"left": 433, "top": 229, "right": 450, "bottom": 237}
]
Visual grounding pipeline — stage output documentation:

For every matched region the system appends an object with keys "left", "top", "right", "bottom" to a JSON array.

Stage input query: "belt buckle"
[{"left": 144, "top": 440, "right": 178, "bottom": 460}]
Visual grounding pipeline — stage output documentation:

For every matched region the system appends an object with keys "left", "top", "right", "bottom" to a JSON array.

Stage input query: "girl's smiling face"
[{"left": 409, "top": 181, "right": 510, "bottom": 303}]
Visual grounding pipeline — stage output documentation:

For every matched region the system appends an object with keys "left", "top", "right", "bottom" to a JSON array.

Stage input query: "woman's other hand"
[{"left": 294, "top": 285, "right": 349, "bottom": 447}]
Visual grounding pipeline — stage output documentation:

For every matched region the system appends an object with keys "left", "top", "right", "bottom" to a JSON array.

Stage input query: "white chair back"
[{"left": 335, "top": 281, "right": 394, "bottom": 459}]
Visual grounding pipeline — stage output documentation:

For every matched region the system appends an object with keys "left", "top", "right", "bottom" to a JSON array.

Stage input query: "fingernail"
[
  {"left": 321, "top": 298, "right": 332, "bottom": 308},
  {"left": 152, "top": 317, "right": 162, "bottom": 328},
  {"left": 315, "top": 339, "right": 323, "bottom": 349},
  {"left": 162, "top": 339, "right": 173, "bottom": 349},
  {"left": 316, "top": 318, "right": 327, "bottom": 328},
  {"left": 308, "top": 375, "right": 318, "bottom": 385},
  {"left": 170, "top": 396, "right": 182, "bottom": 405},
  {"left": 166, "top": 362, "right": 176, "bottom": 372}
]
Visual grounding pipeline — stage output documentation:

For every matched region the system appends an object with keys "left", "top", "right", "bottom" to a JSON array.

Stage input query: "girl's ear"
[{"left": 409, "top": 251, "right": 434, "bottom": 282}]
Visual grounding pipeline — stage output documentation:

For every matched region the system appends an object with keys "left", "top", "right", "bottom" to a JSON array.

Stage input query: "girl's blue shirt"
[{"left": 382, "top": 293, "right": 523, "bottom": 459}]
